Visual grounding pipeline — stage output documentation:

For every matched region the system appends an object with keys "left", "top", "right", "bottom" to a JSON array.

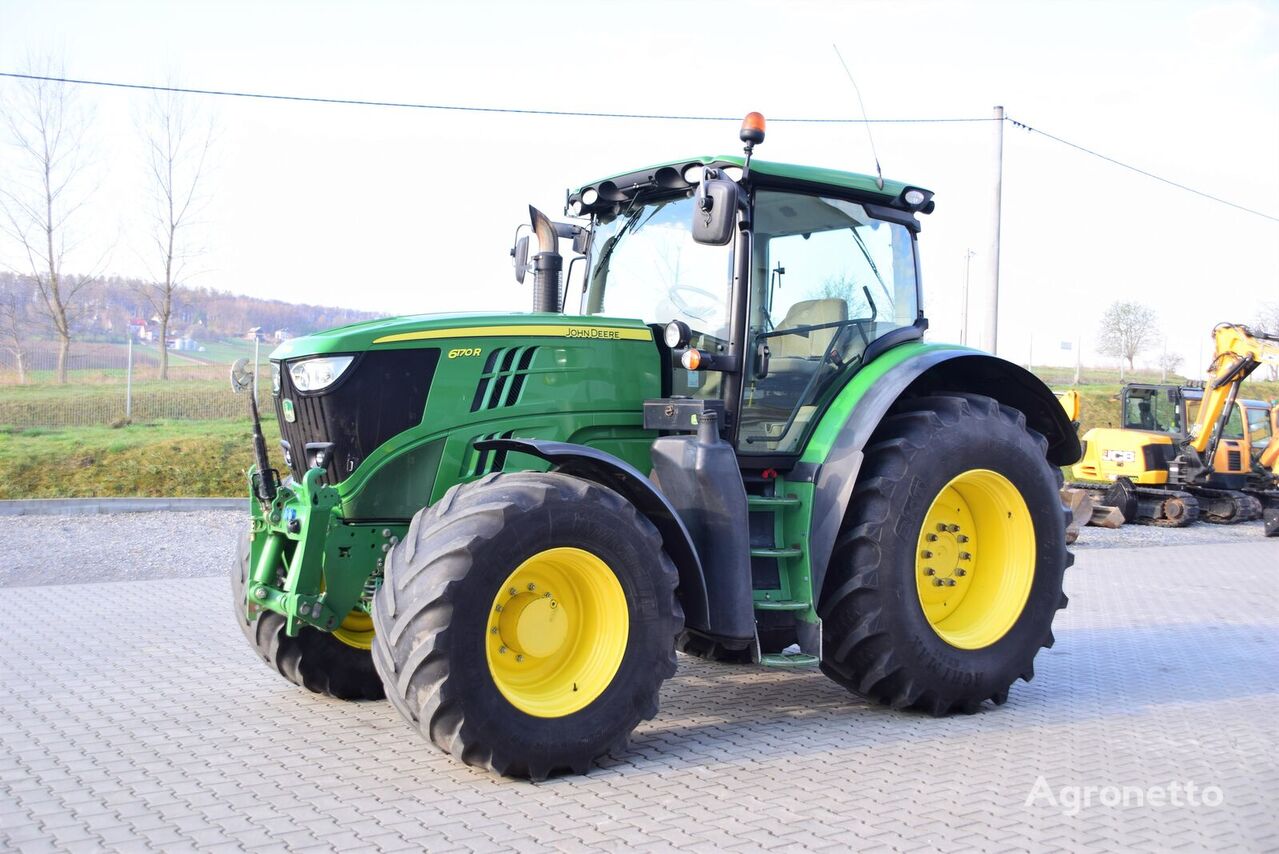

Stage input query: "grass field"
[
  {"left": 0, "top": 368, "right": 1273, "bottom": 499},
  {"left": 0, "top": 419, "right": 281, "bottom": 499}
]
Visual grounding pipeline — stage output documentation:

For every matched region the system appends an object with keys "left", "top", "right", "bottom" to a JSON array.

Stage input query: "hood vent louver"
[{"left": 470, "top": 346, "right": 540, "bottom": 411}]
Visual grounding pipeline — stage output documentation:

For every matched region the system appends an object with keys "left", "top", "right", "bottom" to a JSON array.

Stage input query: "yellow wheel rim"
[
  {"left": 485, "top": 547, "right": 629, "bottom": 718},
  {"left": 915, "top": 469, "right": 1036, "bottom": 649},
  {"left": 332, "top": 610, "right": 375, "bottom": 650}
]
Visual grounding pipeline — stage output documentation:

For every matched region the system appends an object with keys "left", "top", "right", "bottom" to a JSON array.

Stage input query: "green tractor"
[{"left": 231, "top": 113, "right": 1079, "bottom": 779}]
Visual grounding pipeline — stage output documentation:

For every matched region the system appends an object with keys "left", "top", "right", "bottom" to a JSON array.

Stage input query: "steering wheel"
[{"left": 667, "top": 284, "right": 721, "bottom": 321}]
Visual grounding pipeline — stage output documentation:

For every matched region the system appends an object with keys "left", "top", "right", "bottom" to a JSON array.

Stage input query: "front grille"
[{"left": 274, "top": 348, "right": 440, "bottom": 483}]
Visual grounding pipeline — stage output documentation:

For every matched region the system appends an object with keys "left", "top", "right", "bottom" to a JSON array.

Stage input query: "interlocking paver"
[{"left": 1, "top": 539, "right": 1276, "bottom": 852}]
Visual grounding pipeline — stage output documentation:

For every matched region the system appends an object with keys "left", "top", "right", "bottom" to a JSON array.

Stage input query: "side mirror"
[
  {"left": 511, "top": 235, "right": 530, "bottom": 284},
  {"left": 230, "top": 358, "right": 254, "bottom": 394},
  {"left": 691, "top": 173, "right": 739, "bottom": 246}
]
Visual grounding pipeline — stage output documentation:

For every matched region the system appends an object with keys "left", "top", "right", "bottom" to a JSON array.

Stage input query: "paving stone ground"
[{"left": 1, "top": 538, "right": 1276, "bottom": 852}]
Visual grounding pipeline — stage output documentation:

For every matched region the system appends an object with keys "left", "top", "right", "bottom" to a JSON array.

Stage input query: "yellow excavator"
[{"left": 1072, "top": 323, "right": 1279, "bottom": 535}]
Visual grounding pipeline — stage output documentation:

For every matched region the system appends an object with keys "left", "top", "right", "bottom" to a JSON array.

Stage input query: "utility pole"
[
  {"left": 981, "top": 105, "right": 1004, "bottom": 355},
  {"left": 961, "top": 248, "right": 975, "bottom": 346},
  {"left": 253, "top": 336, "right": 261, "bottom": 406},
  {"left": 125, "top": 335, "right": 133, "bottom": 419},
  {"left": 1073, "top": 331, "right": 1082, "bottom": 386},
  {"left": 1160, "top": 338, "right": 1168, "bottom": 383}
]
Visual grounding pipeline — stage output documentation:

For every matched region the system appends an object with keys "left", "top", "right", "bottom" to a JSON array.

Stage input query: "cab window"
[
  {"left": 738, "top": 190, "right": 919, "bottom": 452},
  {"left": 1123, "top": 388, "right": 1179, "bottom": 433}
]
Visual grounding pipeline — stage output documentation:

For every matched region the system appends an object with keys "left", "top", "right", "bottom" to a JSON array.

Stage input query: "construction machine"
[
  {"left": 228, "top": 114, "right": 1080, "bottom": 779},
  {"left": 1073, "top": 323, "right": 1279, "bottom": 533}
]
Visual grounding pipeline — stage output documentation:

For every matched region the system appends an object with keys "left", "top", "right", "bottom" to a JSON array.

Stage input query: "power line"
[
  {"left": 1006, "top": 115, "right": 1278, "bottom": 223},
  {"left": 2, "top": 71, "right": 1274, "bottom": 222},
  {"left": 0, "top": 72, "right": 993, "bottom": 124}
]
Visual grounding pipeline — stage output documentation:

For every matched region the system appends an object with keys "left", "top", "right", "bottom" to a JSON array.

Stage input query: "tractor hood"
[{"left": 270, "top": 312, "right": 655, "bottom": 361}]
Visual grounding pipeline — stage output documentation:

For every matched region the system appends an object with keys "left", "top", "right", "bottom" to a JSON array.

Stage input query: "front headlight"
[
  {"left": 288, "top": 355, "right": 354, "bottom": 392},
  {"left": 270, "top": 362, "right": 281, "bottom": 395}
]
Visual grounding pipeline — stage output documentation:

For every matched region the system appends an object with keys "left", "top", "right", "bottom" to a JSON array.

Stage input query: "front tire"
[
  {"left": 371, "top": 472, "right": 682, "bottom": 780},
  {"left": 230, "top": 532, "right": 385, "bottom": 700},
  {"left": 819, "top": 393, "right": 1071, "bottom": 714}
]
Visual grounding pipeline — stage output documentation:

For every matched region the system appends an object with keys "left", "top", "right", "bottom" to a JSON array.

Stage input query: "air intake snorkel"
[{"left": 529, "top": 205, "right": 562, "bottom": 313}]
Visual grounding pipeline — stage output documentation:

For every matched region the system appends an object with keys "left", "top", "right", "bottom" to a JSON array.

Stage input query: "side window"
[
  {"left": 738, "top": 191, "right": 919, "bottom": 452},
  {"left": 1123, "top": 389, "right": 1175, "bottom": 433},
  {"left": 1246, "top": 406, "right": 1272, "bottom": 450}
]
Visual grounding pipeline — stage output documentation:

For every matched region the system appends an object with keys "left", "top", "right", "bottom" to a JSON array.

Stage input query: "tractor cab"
[{"left": 536, "top": 114, "right": 934, "bottom": 462}]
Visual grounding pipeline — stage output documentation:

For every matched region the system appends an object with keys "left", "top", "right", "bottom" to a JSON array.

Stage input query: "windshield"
[{"left": 582, "top": 194, "right": 734, "bottom": 348}]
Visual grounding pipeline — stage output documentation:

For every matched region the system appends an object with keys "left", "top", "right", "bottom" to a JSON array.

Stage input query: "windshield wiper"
[{"left": 849, "top": 227, "right": 893, "bottom": 305}]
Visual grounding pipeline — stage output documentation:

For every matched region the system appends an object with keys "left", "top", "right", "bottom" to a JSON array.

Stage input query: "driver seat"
[{"left": 770, "top": 299, "right": 848, "bottom": 360}]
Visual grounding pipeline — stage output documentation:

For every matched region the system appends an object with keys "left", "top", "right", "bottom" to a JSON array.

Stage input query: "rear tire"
[
  {"left": 819, "top": 393, "right": 1071, "bottom": 714},
  {"left": 371, "top": 472, "right": 682, "bottom": 780},
  {"left": 230, "top": 532, "right": 385, "bottom": 700}
]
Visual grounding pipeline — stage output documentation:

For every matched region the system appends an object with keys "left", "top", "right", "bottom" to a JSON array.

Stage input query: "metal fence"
[{"left": 0, "top": 338, "right": 269, "bottom": 429}]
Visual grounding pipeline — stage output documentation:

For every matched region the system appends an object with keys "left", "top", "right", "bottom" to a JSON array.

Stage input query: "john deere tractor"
[{"left": 231, "top": 113, "right": 1079, "bottom": 779}]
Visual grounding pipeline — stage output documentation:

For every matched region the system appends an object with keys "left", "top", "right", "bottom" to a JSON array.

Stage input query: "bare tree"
[
  {"left": 1157, "top": 350, "right": 1184, "bottom": 382},
  {"left": 0, "top": 275, "right": 33, "bottom": 383},
  {"left": 136, "top": 86, "right": 213, "bottom": 380},
  {"left": 1254, "top": 301, "right": 1279, "bottom": 381},
  {"left": 1097, "top": 300, "right": 1158, "bottom": 371},
  {"left": 0, "top": 64, "right": 99, "bottom": 383}
]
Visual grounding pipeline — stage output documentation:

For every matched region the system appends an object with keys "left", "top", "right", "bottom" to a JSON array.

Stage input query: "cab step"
[
  {"left": 747, "top": 494, "right": 802, "bottom": 509},
  {"left": 760, "top": 652, "right": 820, "bottom": 667},
  {"left": 750, "top": 546, "right": 803, "bottom": 559},
  {"left": 753, "top": 599, "right": 809, "bottom": 611}
]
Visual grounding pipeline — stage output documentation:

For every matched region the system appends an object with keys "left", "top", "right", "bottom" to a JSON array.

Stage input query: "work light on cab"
[{"left": 664, "top": 320, "right": 692, "bottom": 349}]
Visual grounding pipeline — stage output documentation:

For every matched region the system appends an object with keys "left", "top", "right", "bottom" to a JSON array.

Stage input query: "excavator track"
[
  {"left": 1242, "top": 487, "right": 1279, "bottom": 537},
  {"left": 1067, "top": 480, "right": 1199, "bottom": 528},
  {"left": 1188, "top": 486, "right": 1263, "bottom": 524}
]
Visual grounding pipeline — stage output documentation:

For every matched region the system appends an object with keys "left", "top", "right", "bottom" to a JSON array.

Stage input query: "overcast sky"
[{"left": 2, "top": 0, "right": 1276, "bottom": 375}]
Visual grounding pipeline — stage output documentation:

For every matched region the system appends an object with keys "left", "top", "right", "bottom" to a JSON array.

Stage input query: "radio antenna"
[{"left": 832, "top": 43, "right": 884, "bottom": 190}]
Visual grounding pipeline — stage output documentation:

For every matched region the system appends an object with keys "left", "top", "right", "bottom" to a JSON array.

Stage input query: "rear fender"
[
  {"left": 474, "top": 438, "right": 711, "bottom": 633},
  {"left": 795, "top": 348, "right": 1081, "bottom": 603}
]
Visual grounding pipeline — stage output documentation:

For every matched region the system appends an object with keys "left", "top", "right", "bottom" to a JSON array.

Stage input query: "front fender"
[
  {"left": 796, "top": 345, "right": 1080, "bottom": 603},
  {"left": 474, "top": 438, "right": 711, "bottom": 632}
]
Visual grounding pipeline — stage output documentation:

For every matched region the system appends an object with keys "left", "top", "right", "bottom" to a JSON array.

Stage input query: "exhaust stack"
[{"left": 529, "top": 205, "right": 562, "bottom": 313}]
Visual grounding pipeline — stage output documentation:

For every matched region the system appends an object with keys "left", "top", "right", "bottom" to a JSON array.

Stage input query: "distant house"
[
  {"left": 273, "top": 328, "right": 293, "bottom": 342},
  {"left": 246, "top": 326, "right": 263, "bottom": 342}
]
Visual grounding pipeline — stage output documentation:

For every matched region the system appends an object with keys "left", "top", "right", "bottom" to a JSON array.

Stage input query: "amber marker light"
[
  {"left": 740, "top": 112, "right": 766, "bottom": 145},
  {"left": 680, "top": 349, "right": 702, "bottom": 370}
]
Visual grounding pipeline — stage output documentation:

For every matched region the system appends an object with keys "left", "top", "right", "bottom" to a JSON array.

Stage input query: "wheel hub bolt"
[
  {"left": 947, "top": 524, "right": 960, "bottom": 533},
  {"left": 254, "top": 587, "right": 268, "bottom": 599},
  {"left": 957, "top": 535, "right": 969, "bottom": 543},
  {"left": 932, "top": 578, "right": 944, "bottom": 586},
  {"left": 495, "top": 604, "right": 503, "bottom": 612},
  {"left": 936, "top": 523, "right": 948, "bottom": 532},
  {"left": 926, "top": 533, "right": 938, "bottom": 542},
  {"left": 959, "top": 551, "right": 971, "bottom": 560},
  {"left": 921, "top": 550, "right": 933, "bottom": 559},
  {"left": 923, "top": 567, "right": 935, "bottom": 576},
  {"left": 508, "top": 587, "right": 517, "bottom": 596},
  {"left": 498, "top": 646, "right": 507, "bottom": 654},
  {"left": 955, "top": 568, "right": 967, "bottom": 577},
  {"left": 515, "top": 655, "right": 524, "bottom": 662},
  {"left": 944, "top": 578, "right": 957, "bottom": 586},
  {"left": 527, "top": 583, "right": 536, "bottom": 591},
  {"left": 490, "top": 627, "right": 498, "bottom": 635}
]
